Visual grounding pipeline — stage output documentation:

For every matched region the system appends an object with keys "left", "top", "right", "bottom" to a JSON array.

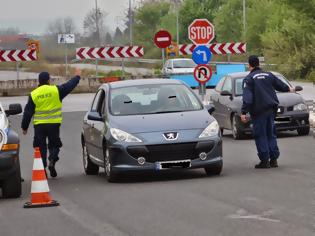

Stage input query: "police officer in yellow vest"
[{"left": 21, "top": 69, "right": 81, "bottom": 177}]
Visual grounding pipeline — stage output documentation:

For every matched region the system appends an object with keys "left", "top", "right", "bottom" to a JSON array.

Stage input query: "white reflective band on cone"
[
  {"left": 33, "top": 158, "right": 44, "bottom": 170},
  {"left": 31, "top": 180, "right": 50, "bottom": 193}
]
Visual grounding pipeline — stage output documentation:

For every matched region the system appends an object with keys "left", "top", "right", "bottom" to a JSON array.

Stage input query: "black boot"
[
  {"left": 48, "top": 161, "right": 57, "bottom": 178},
  {"left": 255, "top": 160, "right": 270, "bottom": 169},
  {"left": 270, "top": 159, "right": 278, "bottom": 168}
]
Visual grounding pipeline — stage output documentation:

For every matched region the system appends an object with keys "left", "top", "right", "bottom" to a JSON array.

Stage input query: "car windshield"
[
  {"left": 234, "top": 74, "right": 292, "bottom": 96},
  {"left": 110, "top": 84, "right": 203, "bottom": 116},
  {"left": 173, "top": 60, "right": 196, "bottom": 68}
]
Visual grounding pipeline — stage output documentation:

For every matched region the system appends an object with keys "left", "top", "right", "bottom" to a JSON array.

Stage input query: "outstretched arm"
[{"left": 58, "top": 68, "right": 82, "bottom": 101}]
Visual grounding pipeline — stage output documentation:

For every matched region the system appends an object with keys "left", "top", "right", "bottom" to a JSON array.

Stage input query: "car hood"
[
  {"left": 236, "top": 92, "right": 304, "bottom": 108},
  {"left": 277, "top": 92, "right": 304, "bottom": 107},
  {"left": 109, "top": 110, "right": 214, "bottom": 133}
]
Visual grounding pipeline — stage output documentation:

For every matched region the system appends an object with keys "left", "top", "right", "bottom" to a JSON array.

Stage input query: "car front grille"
[{"left": 127, "top": 141, "right": 215, "bottom": 163}]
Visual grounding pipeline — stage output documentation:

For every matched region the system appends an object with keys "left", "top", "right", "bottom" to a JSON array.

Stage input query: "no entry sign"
[
  {"left": 154, "top": 30, "right": 172, "bottom": 48},
  {"left": 188, "top": 19, "right": 215, "bottom": 45},
  {"left": 193, "top": 64, "right": 212, "bottom": 84}
]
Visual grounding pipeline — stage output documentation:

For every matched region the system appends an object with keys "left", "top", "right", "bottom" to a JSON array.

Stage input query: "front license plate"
[{"left": 156, "top": 159, "right": 191, "bottom": 170}]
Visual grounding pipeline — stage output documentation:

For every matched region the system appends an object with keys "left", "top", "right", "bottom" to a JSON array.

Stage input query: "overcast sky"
[{"left": 0, "top": 0, "right": 140, "bottom": 35}]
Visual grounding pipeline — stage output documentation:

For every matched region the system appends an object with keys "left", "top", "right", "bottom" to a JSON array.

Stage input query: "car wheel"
[
  {"left": 297, "top": 126, "right": 310, "bottom": 136},
  {"left": 82, "top": 141, "right": 99, "bottom": 175},
  {"left": 2, "top": 159, "right": 22, "bottom": 198},
  {"left": 204, "top": 160, "right": 223, "bottom": 176},
  {"left": 103, "top": 146, "right": 118, "bottom": 182},
  {"left": 232, "top": 115, "right": 244, "bottom": 140}
]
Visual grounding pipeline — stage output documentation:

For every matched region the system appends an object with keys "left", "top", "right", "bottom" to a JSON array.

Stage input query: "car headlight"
[
  {"left": 110, "top": 128, "right": 142, "bottom": 143},
  {"left": 293, "top": 103, "right": 307, "bottom": 111},
  {"left": 199, "top": 120, "right": 219, "bottom": 138},
  {"left": 0, "top": 129, "right": 6, "bottom": 150}
]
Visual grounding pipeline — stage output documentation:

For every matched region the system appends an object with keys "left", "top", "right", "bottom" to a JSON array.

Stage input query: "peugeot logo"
[{"left": 163, "top": 132, "right": 178, "bottom": 141}]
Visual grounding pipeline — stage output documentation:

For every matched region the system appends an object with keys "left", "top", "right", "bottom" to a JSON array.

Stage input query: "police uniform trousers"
[
  {"left": 33, "top": 123, "right": 62, "bottom": 167},
  {"left": 252, "top": 110, "right": 280, "bottom": 161}
]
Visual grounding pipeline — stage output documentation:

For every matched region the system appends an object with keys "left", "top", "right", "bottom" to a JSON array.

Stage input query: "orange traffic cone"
[{"left": 24, "top": 147, "right": 59, "bottom": 208}]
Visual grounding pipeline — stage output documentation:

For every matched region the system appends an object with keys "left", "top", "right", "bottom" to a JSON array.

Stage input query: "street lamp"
[{"left": 95, "top": 0, "right": 101, "bottom": 46}]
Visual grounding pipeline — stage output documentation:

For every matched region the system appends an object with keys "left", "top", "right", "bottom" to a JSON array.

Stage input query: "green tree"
[
  {"left": 133, "top": 1, "right": 171, "bottom": 58},
  {"left": 179, "top": 0, "right": 223, "bottom": 43},
  {"left": 261, "top": 2, "right": 315, "bottom": 80}
]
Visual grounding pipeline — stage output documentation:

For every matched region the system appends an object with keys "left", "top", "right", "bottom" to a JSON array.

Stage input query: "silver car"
[{"left": 81, "top": 79, "right": 222, "bottom": 182}]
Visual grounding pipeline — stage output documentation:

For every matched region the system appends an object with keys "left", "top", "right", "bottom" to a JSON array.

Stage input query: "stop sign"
[{"left": 188, "top": 19, "right": 215, "bottom": 45}]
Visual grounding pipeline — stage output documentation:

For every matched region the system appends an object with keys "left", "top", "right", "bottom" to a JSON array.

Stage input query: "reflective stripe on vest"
[{"left": 31, "top": 85, "right": 62, "bottom": 125}]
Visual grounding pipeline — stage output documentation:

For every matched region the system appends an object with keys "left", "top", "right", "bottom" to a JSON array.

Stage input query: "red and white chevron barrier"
[
  {"left": 179, "top": 42, "right": 246, "bottom": 55},
  {"left": 0, "top": 49, "right": 37, "bottom": 62},
  {"left": 76, "top": 46, "right": 144, "bottom": 60}
]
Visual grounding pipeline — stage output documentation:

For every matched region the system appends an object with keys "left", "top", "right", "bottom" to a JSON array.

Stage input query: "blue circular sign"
[{"left": 192, "top": 45, "right": 212, "bottom": 65}]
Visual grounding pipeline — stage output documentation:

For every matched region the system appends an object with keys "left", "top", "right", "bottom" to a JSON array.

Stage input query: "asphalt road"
[{"left": 1, "top": 112, "right": 315, "bottom": 236}]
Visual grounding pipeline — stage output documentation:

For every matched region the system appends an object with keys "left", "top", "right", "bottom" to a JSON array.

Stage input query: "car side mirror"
[
  {"left": 5, "top": 103, "right": 22, "bottom": 116},
  {"left": 204, "top": 105, "right": 215, "bottom": 114},
  {"left": 295, "top": 85, "right": 303, "bottom": 92},
  {"left": 87, "top": 111, "right": 103, "bottom": 122},
  {"left": 220, "top": 90, "right": 232, "bottom": 96}
]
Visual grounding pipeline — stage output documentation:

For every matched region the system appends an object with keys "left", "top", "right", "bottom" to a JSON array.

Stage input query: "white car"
[
  {"left": 163, "top": 58, "right": 196, "bottom": 75},
  {"left": 0, "top": 102, "right": 22, "bottom": 198}
]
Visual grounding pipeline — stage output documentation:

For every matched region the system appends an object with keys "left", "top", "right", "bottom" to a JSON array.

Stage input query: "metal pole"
[
  {"left": 162, "top": 48, "right": 165, "bottom": 69},
  {"left": 122, "top": 59, "right": 125, "bottom": 79},
  {"left": 65, "top": 43, "right": 68, "bottom": 77},
  {"left": 243, "top": 0, "right": 246, "bottom": 41},
  {"left": 95, "top": 59, "right": 98, "bottom": 78},
  {"left": 16, "top": 62, "right": 20, "bottom": 88}
]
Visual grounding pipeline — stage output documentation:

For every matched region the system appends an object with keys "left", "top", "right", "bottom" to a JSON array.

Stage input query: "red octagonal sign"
[{"left": 188, "top": 19, "right": 215, "bottom": 45}]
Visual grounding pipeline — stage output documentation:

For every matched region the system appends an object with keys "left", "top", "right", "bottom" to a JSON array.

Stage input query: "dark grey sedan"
[
  {"left": 81, "top": 79, "right": 222, "bottom": 182},
  {"left": 211, "top": 72, "right": 310, "bottom": 139}
]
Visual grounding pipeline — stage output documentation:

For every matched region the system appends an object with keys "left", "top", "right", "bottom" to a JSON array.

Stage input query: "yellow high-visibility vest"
[{"left": 31, "top": 85, "right": 62, "bottom": 125}]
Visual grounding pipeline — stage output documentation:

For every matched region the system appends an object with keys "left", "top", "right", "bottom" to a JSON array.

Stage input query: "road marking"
[
  {"left": 54, "top": 193, "right": 129, "bottom": 236},
  {"left": 227, "top": 208, "right": 280, "bottom": 223}
]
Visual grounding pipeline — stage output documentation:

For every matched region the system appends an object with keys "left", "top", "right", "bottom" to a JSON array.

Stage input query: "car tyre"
[
  {"left": 204, "top": 160, "right": 223, "bottom": 176},
  {"left": 297, "top": 126, "right": 310, "bottom": 136},
  {"left": 82, "top": 141, "right": 99, "bottom": 175},
  {"left": 2, "top": 159, "right": 22, "bottom": 198},
  {"left": 232, "top": 115, "right": 245, "bottom": 140},
  {"left": 103, "top": 146, "right": 118, "bottom": 183}
]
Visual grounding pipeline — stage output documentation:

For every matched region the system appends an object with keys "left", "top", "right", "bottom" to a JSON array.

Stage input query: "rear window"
[
  {"left": 173, "top": 60, "right": 196, "bottom": 68},
  {"left": 110, "top": 84, "right": 202, "bottom": 116},
  {"left": 234, "top": 74, "right": 291, "bottom": 96}
]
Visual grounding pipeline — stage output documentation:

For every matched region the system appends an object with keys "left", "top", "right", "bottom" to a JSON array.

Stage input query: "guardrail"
[{"left": 306, "top": 100, "right": 315, "bottom": 137}]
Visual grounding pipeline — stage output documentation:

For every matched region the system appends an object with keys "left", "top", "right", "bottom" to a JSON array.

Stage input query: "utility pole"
[
  {"left": 129, "top": 0, "right": 133, "bottom": 45},
  {"left": 95, "top": 0, "right": 100, "bottom": 78},
  {"left": 243, "top": 0, "right": 246, "bottom": 41},
  {"left": 95, "top": 0, "right": 101, "bottom": 46}
]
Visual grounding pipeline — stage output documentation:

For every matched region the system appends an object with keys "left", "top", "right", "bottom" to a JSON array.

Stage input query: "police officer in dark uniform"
[
  {"left": 21, "top": 69, "right": 81, "bottom": 177},
  {"left": 241, "top": 55, "right": 295, "bottom": 168}
]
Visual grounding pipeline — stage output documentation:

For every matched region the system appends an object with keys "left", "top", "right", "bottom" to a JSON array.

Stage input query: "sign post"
[
  {"left": 154, "top": 30, "right": 172, "bottom": 67},
  {"left": 193, "top": 64, "right": 213, "bottom": 102},
  {"left": 58, "top": 34, "right": 75, "bottom": 78}
]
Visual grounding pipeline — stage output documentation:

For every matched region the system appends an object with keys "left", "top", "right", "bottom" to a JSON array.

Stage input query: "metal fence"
[{"left": 306, "top": 100, "right": 315, "bottom": 137}]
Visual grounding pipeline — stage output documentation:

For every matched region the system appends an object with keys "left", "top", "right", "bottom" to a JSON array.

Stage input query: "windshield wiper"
[{"left": 153, "top": 110, "right": 185, "bottom": 114}]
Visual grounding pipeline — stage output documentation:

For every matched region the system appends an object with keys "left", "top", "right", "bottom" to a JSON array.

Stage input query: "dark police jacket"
[
  {"left": 241, "top": 68, "right": 290, "bottom": 117},
  {"left": 21, "top": 75, "right": 80, "bottom": 130}
]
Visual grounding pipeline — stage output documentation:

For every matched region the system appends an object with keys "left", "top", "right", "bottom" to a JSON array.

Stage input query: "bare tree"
[
  {"left": 83, "top": 8, "right": 109, "bottom": 46},
  {"left": 47, "top": 17, "right": 77, "bottom": 35}
]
